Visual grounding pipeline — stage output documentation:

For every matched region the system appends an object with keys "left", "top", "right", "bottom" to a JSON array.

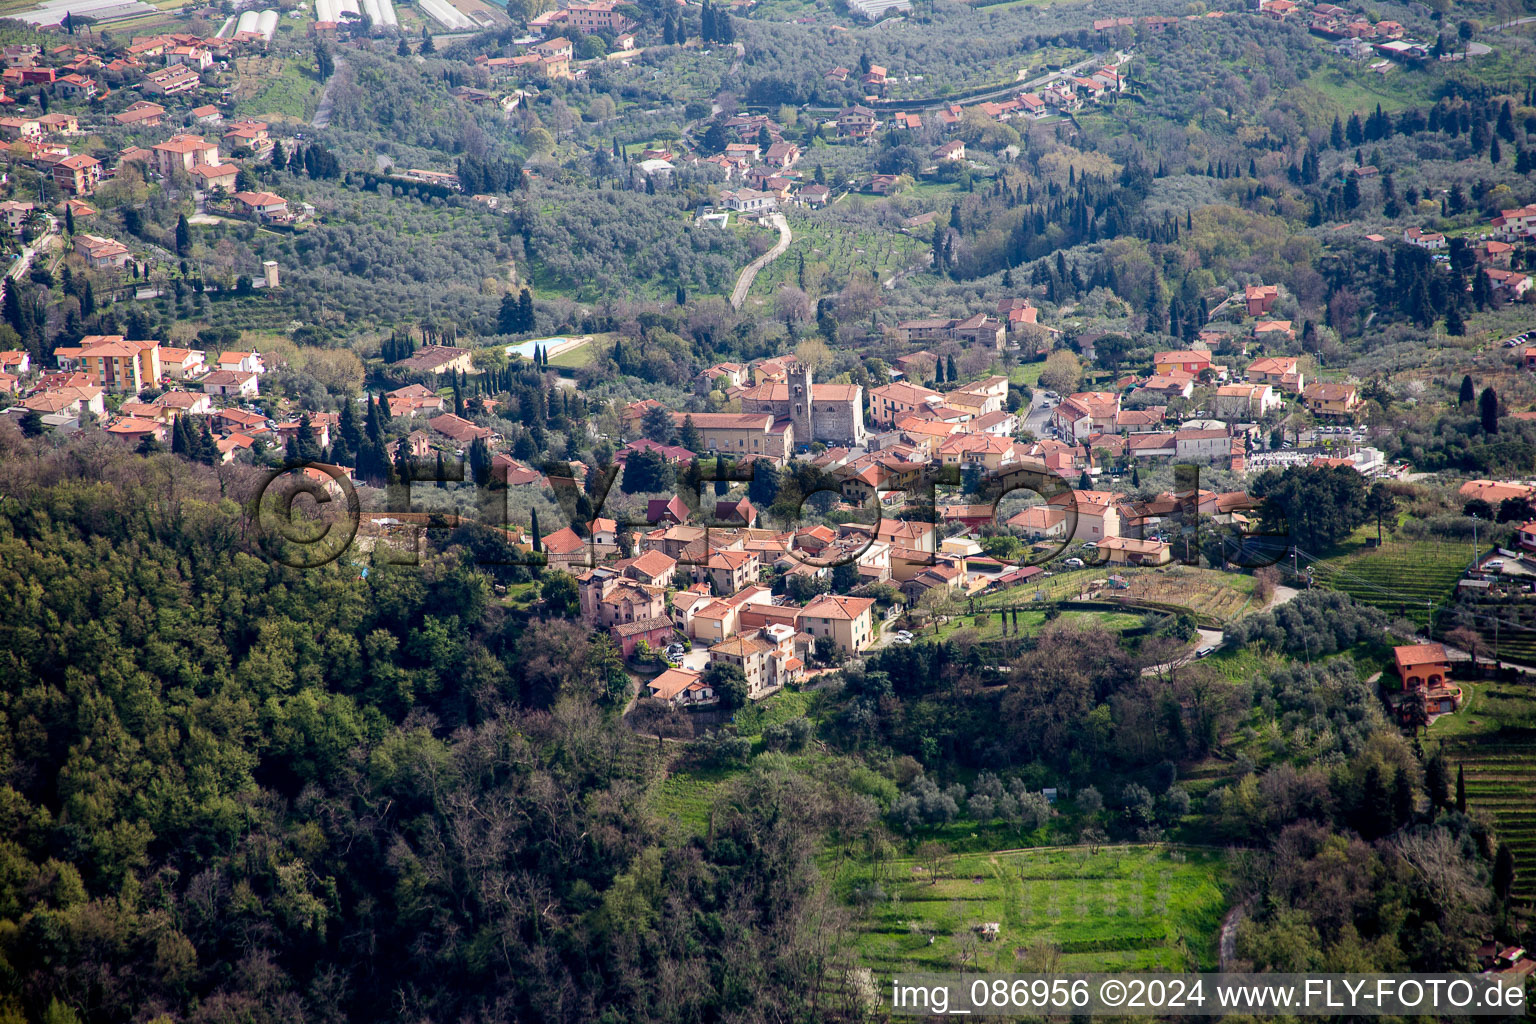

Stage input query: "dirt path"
[
  {"left": 311, "top": 55, "right": 348, "bottom": 128},
  {"left": 729, "top": 212, "right": 790, "bottom": 309},
  {"left": 1219, "top": 898, "right": 1251, "bottom": 969}
]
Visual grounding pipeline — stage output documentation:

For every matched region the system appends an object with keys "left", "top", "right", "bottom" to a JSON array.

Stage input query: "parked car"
[
  {"left": 1064, "top": 557, "right": 1085, "bottom": 568},
  {"left": 1195, "top": 646, "right": 1216, "bottom": 658}
]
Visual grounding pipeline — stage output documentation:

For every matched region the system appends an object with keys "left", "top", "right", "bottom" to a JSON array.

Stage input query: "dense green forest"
[{"left": 0, "top": 434, "right": 853, "bottom": 1024}]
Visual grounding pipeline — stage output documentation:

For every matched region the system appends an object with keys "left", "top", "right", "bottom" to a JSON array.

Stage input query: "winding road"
[{"left": 729, "top": 212, "right": 790, "bottom": 309}]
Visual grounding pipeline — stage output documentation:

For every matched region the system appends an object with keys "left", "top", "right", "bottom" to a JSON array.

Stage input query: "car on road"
[
  {"left": 1064, "top": 557, "right": 1085, "bottom": 568},
  {"left": 1195, "top": 646, "right": 1216, "bottom": 658}
]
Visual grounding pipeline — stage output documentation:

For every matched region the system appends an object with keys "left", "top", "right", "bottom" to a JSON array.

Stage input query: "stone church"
[{"left": 739, "top": 366, "right": 866, "bottom": 448}]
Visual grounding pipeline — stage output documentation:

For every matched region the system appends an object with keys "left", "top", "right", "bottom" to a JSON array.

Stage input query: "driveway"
[{"left": 729, "top": 212, "right": 790, "bottom": 309}]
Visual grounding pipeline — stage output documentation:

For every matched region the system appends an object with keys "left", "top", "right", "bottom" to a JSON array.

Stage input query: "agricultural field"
[
  {"left": 1430, "top": 682, "right": 1536, "bottom": 905},
  {"left": 978, "top": 565, "right": 1258, "bottom": 625},
  {"left": 234, "top": 56, "right": 323, "bottom": 121},
  {"left": 842, "top": 845, "right": 1228, "bottom": 973},
  {"left": 1309, "top": 540, "right": 1471, "bottom": 627},
  {"left": 746, "top": 211, "right": 927, "bottom": 301}
]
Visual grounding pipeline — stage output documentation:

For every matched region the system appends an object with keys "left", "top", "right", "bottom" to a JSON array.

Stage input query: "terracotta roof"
[
  {"left": 801, "top": 593, "right": 875, "bottom": 621},
  {"left": 1394, "top": 643, "right": 1448, "bottom": 668}
]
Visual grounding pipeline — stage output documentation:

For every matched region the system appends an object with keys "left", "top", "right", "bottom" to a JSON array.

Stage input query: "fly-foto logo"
[{"left": 248, "top": 457, "right": 1292, "bottom": 571}]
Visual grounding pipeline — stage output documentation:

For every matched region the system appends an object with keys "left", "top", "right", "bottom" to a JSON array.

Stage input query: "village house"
[
  {"left": 72, "top": 232, "right": 129, "bottom": 268},
  {"left": 1301, "top": 381, "right": 1362, "bottom": 418},
  {"left": 1244, "top": 283, "right": 1279, "bottom": 316},
  {"left": 111, "top": 101, "right": 166, "bottom": 128},
  {"left": 1246, "top": 355, "right": 1304, "bottom": 392},
  {"left": 868, "top": 381, "right": 942, "bottom": 426},
  {"left": 201, "top": 369, "right": 259, "bottom": 398},
  {"left": 142, "top": 64, "right": 201, "bottom": 96},
  {"left": 837, "top": 105, "right": 878, "bottom": 138},
  {"left": 1052, "top": 392, "right": 1121, "bottom": 441},
  {"left": 396, "top": 344, "right": 477, "bottom": 375},
  {"left": 1097, "top": 536, "right": 1173, "bottom": 566},
  {"left": 231, "top": 190, "right": 291, "bottom": 223},
  {"left": 1393, "top": 643, "right": 1462, "bottom": 718},
  {"left": 151, "top": 134, "right": 221, "bottom": 178},
  {"left": 798, "top": 593, "right": 876, "bottom": 653},
  {"left": 646, "top": 666, "right": 715, "bottom": 705},
  {"left": 53, "top": 154, "right": 101, "bottom": 197},
  {"left": 1153, "top": 350, "right": 1215, "bottom": 377},
  {"left": 1214, "top": 383, "right": 1281, "bottom": 421}
]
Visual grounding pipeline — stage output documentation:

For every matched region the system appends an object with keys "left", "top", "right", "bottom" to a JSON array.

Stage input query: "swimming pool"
[{"left": 504, "top": 336, "right": 588, "bottom": 360}]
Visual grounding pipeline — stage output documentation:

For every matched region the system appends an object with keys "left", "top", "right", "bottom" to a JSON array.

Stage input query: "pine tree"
[
  {"left": 397, "top": 37, "right": 411, "bottom": 56},
  {"left": 419, "top": 27, "right": 435, "bottom": 54},
  {"left": 196, "top": 420, "right": 218, "bottom": 466},
  {"left": 679, "top": 414, "right": 701, "bottom": 452},
  {"left": 295, "top": 412, "right": 322, "bottom": 461}
]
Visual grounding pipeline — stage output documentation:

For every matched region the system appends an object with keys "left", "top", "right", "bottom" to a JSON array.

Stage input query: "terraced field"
[
  {"left": 1309, "top": 541, "right": 1470, "bottom": 627},
  {"left": 1438, "top": 599, "right": 1536, "bottom": 666},
  {"left": 842, "top": 845, "right": 1228, "bottom": 973},
  {"left": 979, "top": 565, "right": 1256, "bottom": 625},
  {"left": 1442, "top": 742, "right": 1536, "bottom": 905}
]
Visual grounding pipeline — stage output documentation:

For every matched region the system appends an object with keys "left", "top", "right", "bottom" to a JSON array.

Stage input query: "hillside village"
[{"left": 6, "top": 0, "right": 1536, "bottom": 1013}]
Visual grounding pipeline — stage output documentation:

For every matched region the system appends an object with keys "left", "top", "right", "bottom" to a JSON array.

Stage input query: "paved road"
[
  {"left": 1021, "top": 389, "right": 1055, "bottom": 438},
  {"left": 7, "top": 214, "right": 58, "bottom": 282},
  {"left": 729, "top": 212, "right": 791, "bottom": 309}
]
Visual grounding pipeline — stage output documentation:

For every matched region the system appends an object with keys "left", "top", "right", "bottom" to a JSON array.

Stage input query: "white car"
[
  {"left": 892, "top": 635, "right": 913, "bottom": 645},
  {"left": 895, "top": 629, "right": 914, "bottom": 640},
  {"left": 1064, "top": 557, "right": 1085, "bottom": 568}
]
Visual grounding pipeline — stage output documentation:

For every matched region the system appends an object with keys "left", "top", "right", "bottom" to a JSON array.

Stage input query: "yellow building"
[
  {"left": 1301, "top": 381, "right": 1361, "bottom": 418},
  {"left": 69, "top": 335, "right": 160, "bottom": 392},
  {"left": 799, "top": 593, "right": 876, "bottom": 652}
]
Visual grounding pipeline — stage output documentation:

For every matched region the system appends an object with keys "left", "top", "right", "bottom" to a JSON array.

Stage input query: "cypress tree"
[
  {"left": 1480, "top": 386, "right": 1499, "bottom": 433},
  {"left": 1493, "top": 843, "right": 1515, "bottom": 904},
  {"left": 531, "top": 508, "right": 542, "bottom": 552},
  {"left": 1459, "top": 375, "right": 1475, "bottom": 406},
  {"left": 1455, "top": 764, "right": 1466, "bottom": 813}
]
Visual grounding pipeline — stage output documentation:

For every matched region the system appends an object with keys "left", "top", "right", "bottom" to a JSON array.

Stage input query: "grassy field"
[
  {"left": 1432, "top": 678, "right": 1536, "bottom": 905},
  {"left": 842, "top": 845, "right": 1228, "bottom": 973},
  {"left": 923, "top": 606, "right": 1145, "bottom": 644},
  {"left": 1309, "top": 540, "right": 1470, "bottom": 627},
  {"left": 546, "top": 336, "right": 595, "bottom": 369}
]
